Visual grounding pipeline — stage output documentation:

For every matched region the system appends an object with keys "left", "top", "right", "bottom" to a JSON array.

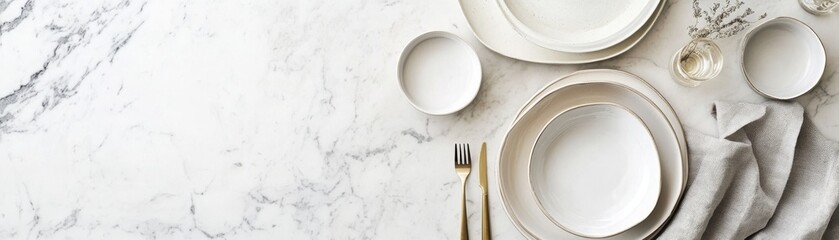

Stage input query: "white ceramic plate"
[
  {"left": 513, "top": 70, "right": 687, "bottom": 187},
  {"left": 458, "top": 0, "right": 665, "bottom": 64},
  {"left": 500, "top": 69, "right": 687, "bottom": 239},
  {"left": 741, "top": 17, "right": 826, "bottom": 100},
  {"left": 397, "top": 31, "right": 482, "bottom": 115},
  {"left": 497, "top": 0, "right": 659, "bottom": 53},
  {"left": 530, "top": 103, "right": 660, "bottom": 238}
]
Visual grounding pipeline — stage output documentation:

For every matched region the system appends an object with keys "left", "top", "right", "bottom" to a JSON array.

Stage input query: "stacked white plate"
[
  {"left": 458, "top": 0, "right": 665, "bottom": 64},
  {"left": 498, "top": 69, "right": 687, "bottom": 239}
]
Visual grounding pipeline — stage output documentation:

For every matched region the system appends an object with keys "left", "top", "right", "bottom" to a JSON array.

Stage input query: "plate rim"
[
  {"left": 495, "top": 0, "right": 660, "bottom": 53},
  {"left": 457, "top": 0, "right": 666, "bottom": 64}
]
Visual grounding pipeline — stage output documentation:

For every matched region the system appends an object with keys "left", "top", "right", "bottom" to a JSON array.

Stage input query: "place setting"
[{"left": 396, "top": 0, "right": 837, "bottom": 239}]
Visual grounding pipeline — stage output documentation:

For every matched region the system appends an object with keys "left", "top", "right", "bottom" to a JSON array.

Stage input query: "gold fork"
[{"left": 455, "top": 143, "right": 472, "bottom": 240}]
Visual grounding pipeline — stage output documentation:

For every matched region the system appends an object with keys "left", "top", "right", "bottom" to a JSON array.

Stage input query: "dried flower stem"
[
  {"left": 682, "top": 0, "right": 766, "bottom": 62},
  {"left": 688, "top": 0, "right": 766, "bottom": 39}
]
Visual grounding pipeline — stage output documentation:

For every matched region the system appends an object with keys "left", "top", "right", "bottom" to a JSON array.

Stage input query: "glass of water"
[
  {"left": 670, "top": 38, "right": 723, "bottom": 87},
  {"left": 799, "top": 0, "right": 837, "bottom": 15}
]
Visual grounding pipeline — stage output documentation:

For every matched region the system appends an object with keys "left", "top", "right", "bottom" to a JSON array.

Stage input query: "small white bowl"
[
  {"left": 741, "top": 17, "right": 826, "bottom": 100},
  {"left": 397, "top": 31, "right": 482, "bottom": 115}
]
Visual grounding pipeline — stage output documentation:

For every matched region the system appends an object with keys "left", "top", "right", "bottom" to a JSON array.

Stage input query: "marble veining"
[{"left": 0, "top": 0, "right": 836, "bottom": 239}]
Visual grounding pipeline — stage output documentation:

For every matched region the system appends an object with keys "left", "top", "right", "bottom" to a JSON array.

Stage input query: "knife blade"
[{"left": 479, "top": 142, "right": 490, "bottom": 240}]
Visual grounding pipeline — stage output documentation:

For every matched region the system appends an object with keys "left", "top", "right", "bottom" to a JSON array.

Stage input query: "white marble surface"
[{"left": 0, "top": 0, "right": 836, "bottom": 239}]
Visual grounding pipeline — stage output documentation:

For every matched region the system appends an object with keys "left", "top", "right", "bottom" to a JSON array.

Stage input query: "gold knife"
[{"left": 479, "top": 142, "right": 491, "bottom": 240}]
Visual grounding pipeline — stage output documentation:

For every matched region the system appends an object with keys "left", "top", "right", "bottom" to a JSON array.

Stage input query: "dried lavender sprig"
[{"left": 687, "top": 0, "right": 766, "bottom": 40}]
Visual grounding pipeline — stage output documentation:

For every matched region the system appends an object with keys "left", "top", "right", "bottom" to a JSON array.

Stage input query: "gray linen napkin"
[{"left": 658, "top": 101, "right": 839, "bottom": 240}]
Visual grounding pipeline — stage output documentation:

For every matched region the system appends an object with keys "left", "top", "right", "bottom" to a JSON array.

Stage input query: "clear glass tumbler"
[
  {"left": 799, "top": 0, "right": 838, "bottom": 15},
  {"left": 670, "top": 38, "right": 723, "bottom": 87}
]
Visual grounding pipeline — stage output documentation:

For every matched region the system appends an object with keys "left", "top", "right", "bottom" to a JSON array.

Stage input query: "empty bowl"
[
  {"left": 529, "top": 103, "right": 661, "bottom": 238},
  {"left": 741, "top": 17, "right": 826, "bottom": 100},
  {"left": 397, "top": 31, "right": 482, "bottom": 115}
]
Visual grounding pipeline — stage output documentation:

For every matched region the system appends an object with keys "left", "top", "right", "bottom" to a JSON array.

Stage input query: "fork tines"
[{"left": 455, "top": 143, "right": 472, "bottom": 165}]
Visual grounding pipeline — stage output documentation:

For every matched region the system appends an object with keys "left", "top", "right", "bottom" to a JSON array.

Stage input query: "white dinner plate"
[
  {"left": 496, "top": 0, "right": 659, "bottom": 53},
  {"left": 513, "top": 70, "right": 687, "bottom": 188},
  {"left": 740, "top": 17, "right": 826, "bottom": 100},
  {"left": 500, "top": 69, "right": 687, "bottom": 239},
  {"left": 530, "top": 103, "right": 661, "bottom": 238},
  {"left": 397, "top": 31, "right": 482, "bottom": 115},
  {"left": 458, "top": 0, "right": 665, "bottom": 64}
]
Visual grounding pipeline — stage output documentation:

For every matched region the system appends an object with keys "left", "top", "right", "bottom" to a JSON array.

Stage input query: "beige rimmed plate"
[
  {"left": 513, "top": 69, "right": 687, "bottom": 186},
  {"left": 530, "top": 103, "right": 661, "bottom": 238},
  {"left": 499, "top": 69, "right": 687, "bottom": 239},
  {"left": 458, "top": 0, "right": 665, "bottom": 64},
  {"left": 496, "top": 0, "right": 659, "bottom": 53}
]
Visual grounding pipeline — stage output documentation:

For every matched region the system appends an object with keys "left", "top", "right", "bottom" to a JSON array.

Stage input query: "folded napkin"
[{"left": 658, "top": 101, "right": 839, "bottom": 240}]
